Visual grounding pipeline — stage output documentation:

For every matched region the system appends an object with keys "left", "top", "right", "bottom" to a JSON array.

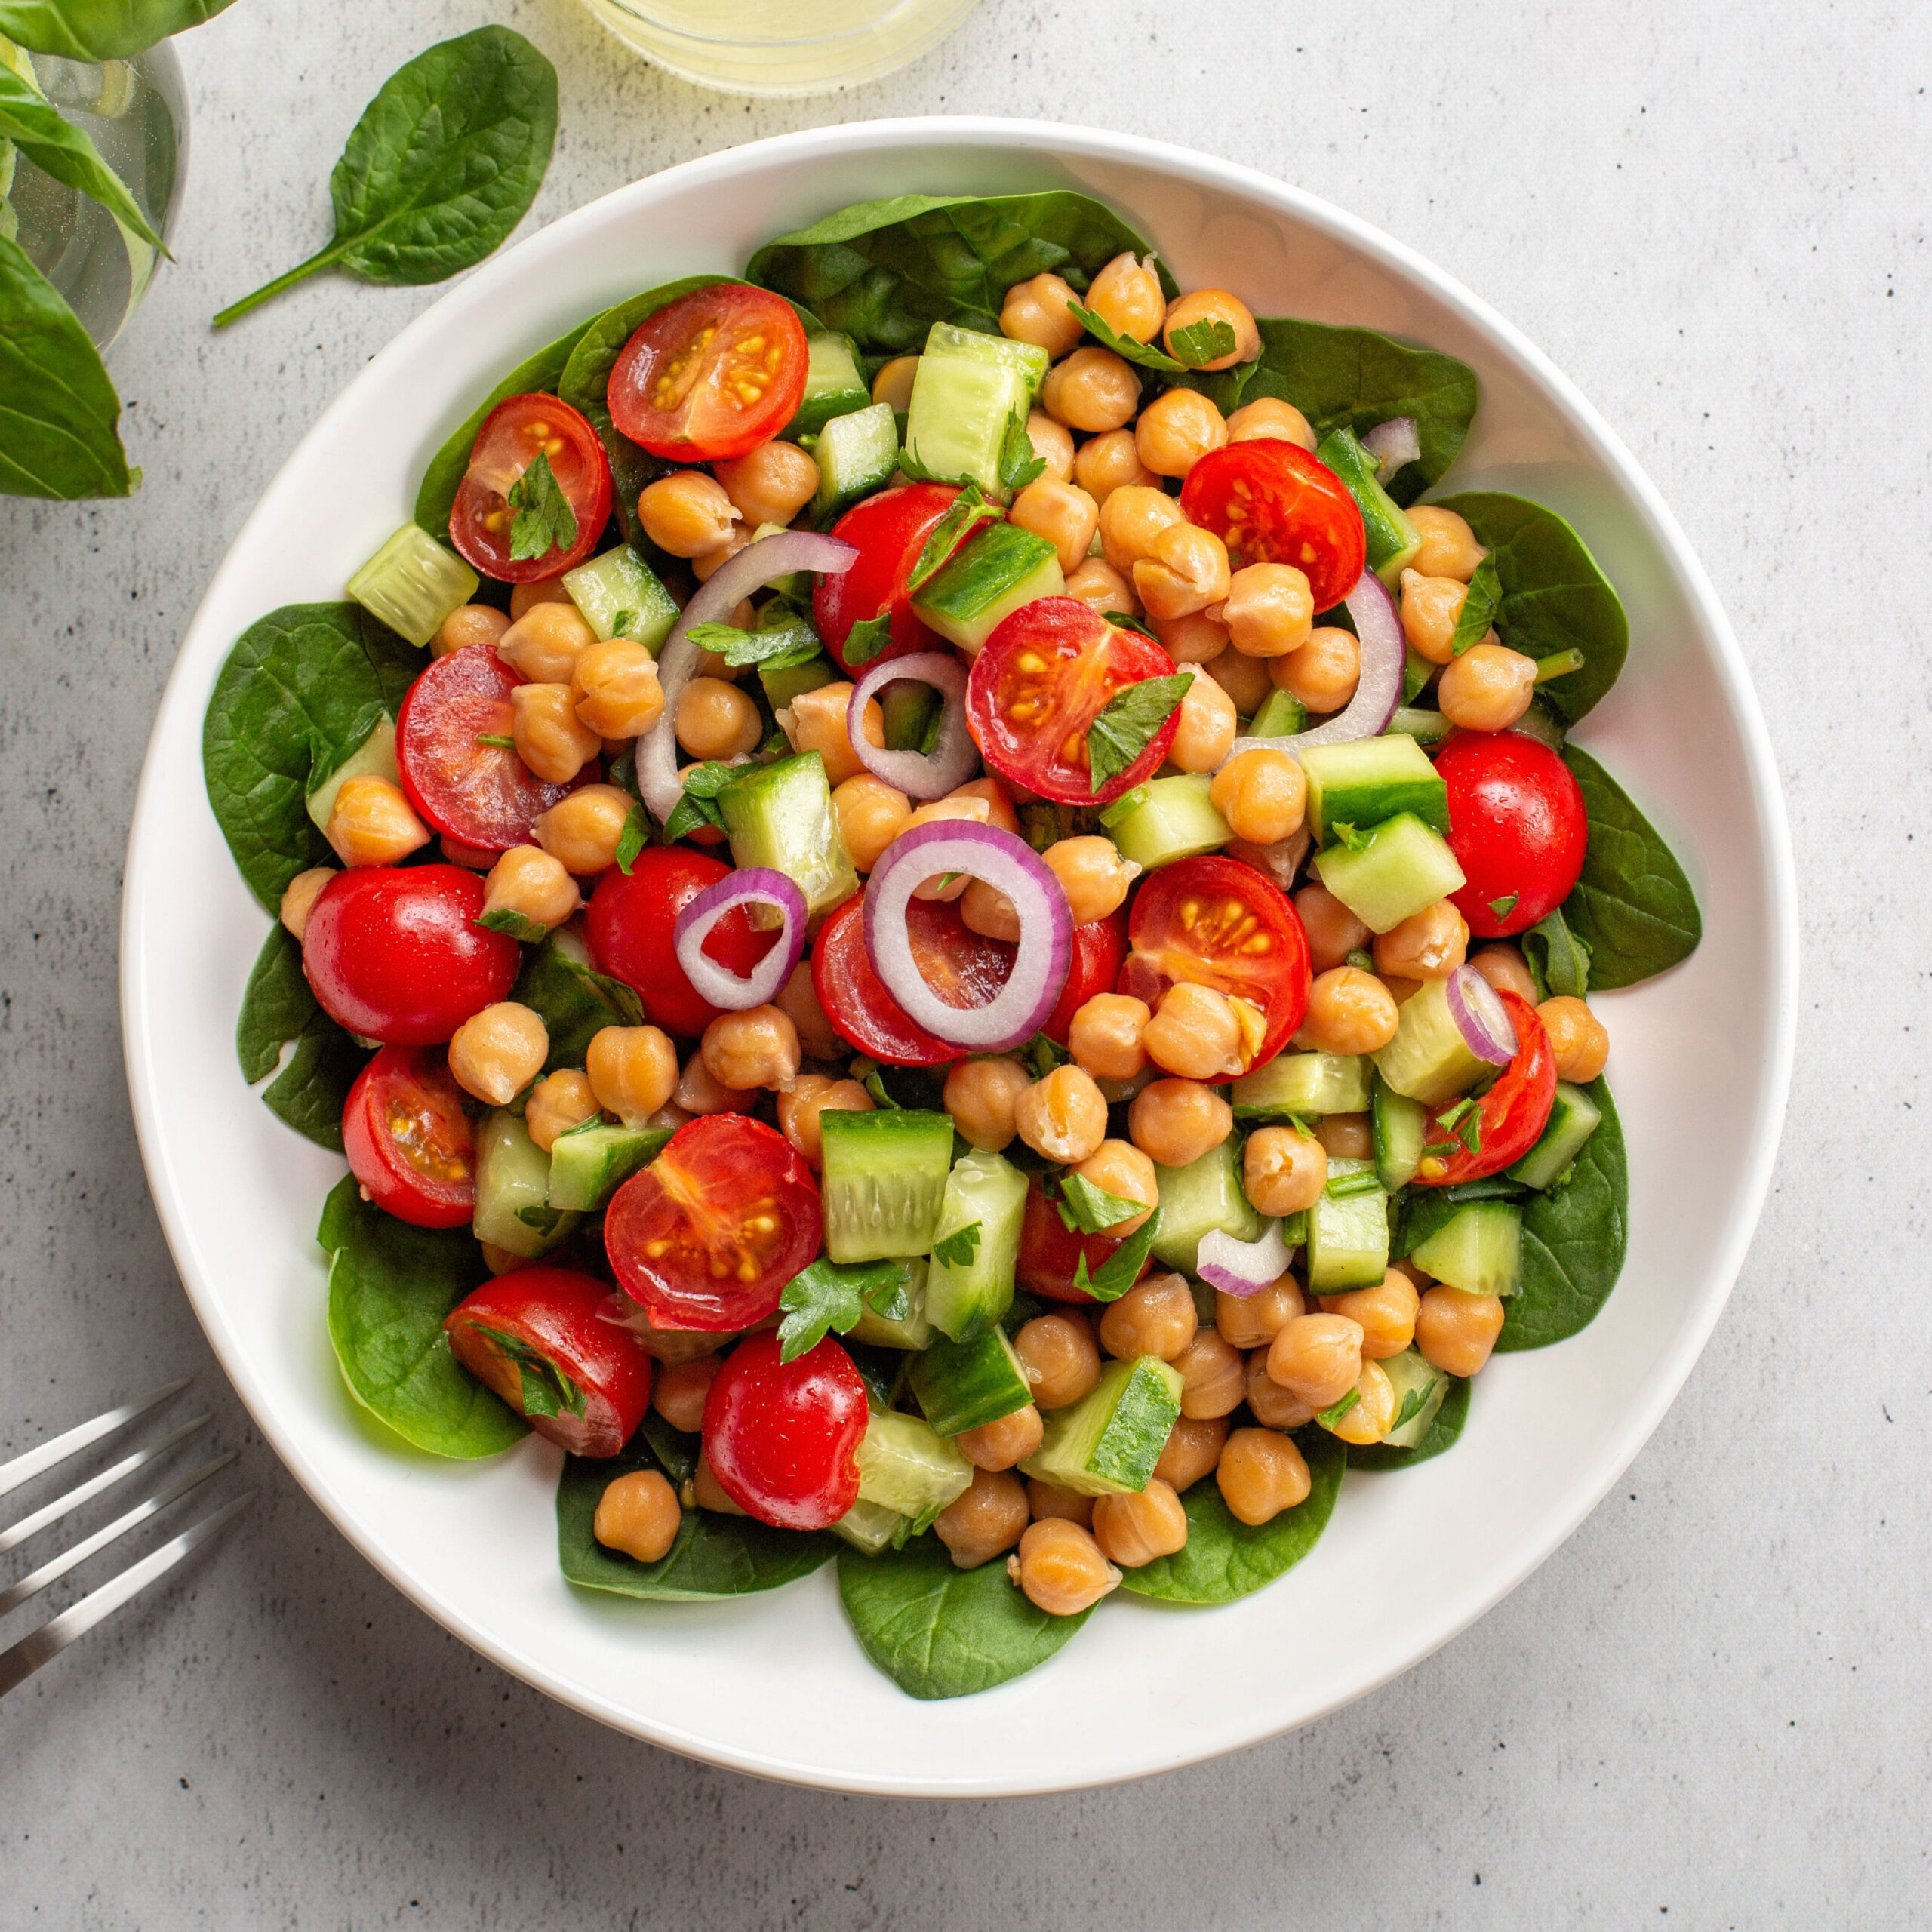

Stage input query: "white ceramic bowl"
[{"left": 122, "top": 118, "right": 1797, "bottom": 1796}]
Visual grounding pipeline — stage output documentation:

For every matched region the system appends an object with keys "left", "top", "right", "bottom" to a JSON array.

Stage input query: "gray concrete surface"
[{"left": 2, "top": 0, "right": 1925, "bottom": 1923}]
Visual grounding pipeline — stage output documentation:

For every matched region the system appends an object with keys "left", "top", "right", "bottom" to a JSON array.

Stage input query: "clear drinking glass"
[
  {"left": 2, "top": 40, "right": 188, "bottom": 349},
  {"left": 577, "top": 0, "right": 983, "bottom": 96}
]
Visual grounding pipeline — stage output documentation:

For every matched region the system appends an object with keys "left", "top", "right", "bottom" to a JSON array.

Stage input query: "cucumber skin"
[
  {"left": 925, "top": 1150, "right": 1029, "bottom": 1341},
  {"left": 1409, "top": 1198, "right": 1524, "bottom": 1296},
  {"left": 820, "top": 1109, "right": 955, "bottom": 1264},
  {"left": 909, "top": 1327, "right": 1033, "bottom": 1438},
  {"left": 1372, "top": 1078, "right": 1429, "bottom": 1192},
  {"left": 1021, "top": 1355, "right": 1183, "bottom": 1498},
  {"left": 1314, "top": 812, "right": 1467, "bottom": 934},
  {"left": 1507, "top": 1081, "right": 1603, "bottom": 1190}
]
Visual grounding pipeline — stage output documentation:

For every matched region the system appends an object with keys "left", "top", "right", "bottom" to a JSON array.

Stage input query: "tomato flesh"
[
  {"left": 1435, "top": 730, "right": 1589, "bottom": 938},
  {"left": 450, "top": 392, "right": 611, "bottom": 583},
  {"left": 1414, "top": 991, "right": 1557, "bottom": 1185},
  {"left": 1039, "top": 909, "right": 1128, "bottom": 1048},
  {"left": 445, "top": 1266, "right": 654, "bottom": 1458},
  {"left": 303, "top": 866, "right": 519, "bottom": 1046},
  {"left": 812, "top": 483, "right": 961, "bottom": 674},
  {"left": 968, "top": 598, "right": 1182, "bottom": 806},
  {"left": 1121, "top": 854, "right": 1310, "bottom": 1072},
  {"left": 608, "top": 284, "right": 808, "bottom": 463},
  {"left": 1017, "top": 1180, "right": 1149, "bottom": 1306},
  {"left": 604, "top": 1113, "right": 820, "bottom": 1332},
  {"left": 342, "top": 1045, "right": 476, "bottom": 1229},
  {"left": 1179, "top": 441, "right": 1367, "bottom": 611},
  {"left": 702, "top": 1331, "right": 868, "bottom": 1531}
]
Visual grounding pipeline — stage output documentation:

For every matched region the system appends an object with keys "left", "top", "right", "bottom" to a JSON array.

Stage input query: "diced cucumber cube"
[
  {"left": 811, "top": 402, "right": 899, "bottom": 526},
  {"left": 1316, "top": 426, "right": 1422, "bottom": 585},
  {"left": 562, "top": 545, "right": 680, "bottom": 654},
  {"left": 1371, "top": 974, "right": 1492, "bottom": 1106},
  {"left": 1378, "top": 1348, "right": 1451, "bottom": 1447},
  {"left": 1314, "top": 811, "right": 1466, "bottom": 933},
  {"left": 1247, "top": 688, "right": 1308, "bottom": 738},
  {"left": 925, "top": 1148, "right": 1029, "bottom": 1341},
  {"left": 1384, "top": 705, "right": 1454, "bottom": 747},
  {"left": 760, "top": 656, "right": 836, "bottom": 712},
  {"left": 850, "top": 1257, "right": 937, "bottom": 1351},
  {"left": 1231, "top": 1051, "right": 1372, "bottom": 1121},
  {"left": 1409, "top": 1198, "right": 1523, "bottom": 1296},
  {"left": 1020, "top": 1355, "right": 1183, "bottom": 1498},
  {"left": 911, "top": 520, "right": 1063, "bottom": 656},
  {"left": 1507, "top": 1080, "right": 1604, "bottom": 1190},
  {"left": 820, "top": 1109, "right": 955, "bottom": 1263},
  {"left": 785, "top": 332, "right": 872, "bottom": 440},
  {"left": 903, "top": 352, "right": 1028, "bottom": 500},
  {"left": 1371, "top": 1075, "right": 1429, "bottom": 1192},
  {"left": 1103, "top": 773, "right": 1232, "bottom": 871},
  {"left": 1150, "top": 1136, "right": 1266, "bottom": 1274},
  {"left": 909, "top": 1326, "right": 1033, "bottom": 1437},
  {"left": 546, "top": 1121, "right": 669, "bottom": 1213},
  {"left": 854, "top": 1410, "right": 973, "bottom": 1521},
  {"left": 717, "top": 752, "right": 857, "bottom": 919},
  {"left": 472, "top": 1110, "right": 580, "bottom": 1260},
  {"left": 1304, "top": 1157, "right": 1389, "bottom": 1293},
  {"left": 1299, "top": 735, "right": 1448, "bottom": 844},
  {"left": 830, "top": 1496, "right": 907, "bottom": 1555},
  {"left": 346, "top": 524, "right": 477, "bottom": 648},
  {"left": 924, "top": 321, "right": 1050, "bottom": 405},
  {"left": 306, "top": 714, "right": 399, "bottom": 833}
]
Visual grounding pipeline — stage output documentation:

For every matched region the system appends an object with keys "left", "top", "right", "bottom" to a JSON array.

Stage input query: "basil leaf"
[
  {"left": 1071, "top": 1206, "right": 1163, "bottom": 1303},
  {"left": 1055, "top": 1171, "right": 1146, "bottom": 1235},
  {"left": 506, "top": 447, "right": 578, "bottom": 563},
  {"left": 1347, "top": 1374, "right": 1472, "bottom": 1471},
  {"left": 778, "top": 1257, "right": 912, "bottom": 1362},
  {"left": 475, "top": 906, "right": 549, "bottom": 942},
  {"left": 0, "top": 234, "right": 133, "bottom": 500},
  {"left": 1449, "top": 555, "right": 1503, "bottom": 657},
  {"left": 838, "top": 611, "right": 893, "bottom": 667},
  {"left": 213, "top": 26, "right": 557, "bottom": 327},
  {"left": 0, "top": 65, "right": 162, "bottom": 249},
  {"left": 1066, "top": 296, "right": 1183, "bottom": 372},
  {"left": 0, "top": 0, "right": 239, "bottom": 59},
  {"left": 318, "top": 1176, "right": 525, "bottom": 1459},
  {"left": 235, "top": 924, "right": 371, "bottom": 1152},
  {"left": 1558, "top": 746, "right": 1702, "bottom": 988},
  {"left": 1521, "top": 903, "right": 1592, "bottom": 1000},
  {"left": 510, "top": 935, "right": 645, "bottom": 1072},
  {"left": 614, "top": 803, "right": 650, "bottom": 875},
  {"left": 929, "top": 1220, "right": 983, "bottom": 1269},
  {"left": 1085, "top": 671, "right": 1193, "bottom": 796}
]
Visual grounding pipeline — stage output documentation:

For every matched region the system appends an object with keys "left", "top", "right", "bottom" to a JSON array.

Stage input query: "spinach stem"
[{"left": 211, "top": 238, "right": 349, "bottom": 329}]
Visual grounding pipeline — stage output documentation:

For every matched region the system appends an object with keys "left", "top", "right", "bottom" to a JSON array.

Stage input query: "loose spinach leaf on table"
[
  {"left": 0, "top": 0, "right": 238, "bottom": 59},
  {"left": 748, "top": 192, "right": 1172, "bottom": 359},
  {"left": 1346, "top": 1374, "right": 1472, "bottom": 1471},
  {"left": 1558, "top": 745, "right": 1703, "bottom": 988},
  {"left": 235, "top": 924, "right": 369, "bottom": 1151},
  {"left": 0, "top": 234, "right": 133, "bottom": 500},
  {"left": 318, "top": 1175, "right": 526, "bottom": 1458},
  {"left": 0, "top": 66, "right": 164, "bottom": 248},
  {"left": 214, "top": 26, "right": 557, "bottom": 327},
  {"left": 1121, "top": 1430, "right": 1345, "bottom": 1604},
  {"left": 558, "top": 1435, "right": 836, "bottom": 1601},
  {"left": 511, "top": 935, "right": 645, "bottom": 1072},
  {"left": 838, "top": 1534, "right": 1092, "bottom": 1700},
  {"left": 203, "top": 601, "right": 420, "bottom": 910}
]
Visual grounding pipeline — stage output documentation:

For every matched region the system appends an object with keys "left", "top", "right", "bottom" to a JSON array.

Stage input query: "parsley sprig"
[{"left": 506, "top": 449, "right": 578, "bottom": 564}]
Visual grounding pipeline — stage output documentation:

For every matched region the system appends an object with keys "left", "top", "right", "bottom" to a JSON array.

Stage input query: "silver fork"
[{"left": 0, "top": 1380, "right": 255, "bottom": 1697}]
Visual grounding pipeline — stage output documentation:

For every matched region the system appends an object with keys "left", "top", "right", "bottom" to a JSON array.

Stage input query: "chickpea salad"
[{"left": 203, "top": 189, "right": 1702, "bottom": 1701}]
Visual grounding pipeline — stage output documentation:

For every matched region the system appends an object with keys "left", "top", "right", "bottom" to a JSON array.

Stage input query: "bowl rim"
[{"left": 121, "top": 114, "right": 1798, "bottom": 1795}]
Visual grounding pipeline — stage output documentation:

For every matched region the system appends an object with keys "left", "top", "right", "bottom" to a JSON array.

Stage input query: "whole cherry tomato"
[
  {"left": 1435, "top": 730, "right": 1589, "bottom": 939},
  {"left": 1040, "top": 909, "right": 1128, "bottom": 1048},
  {"left": 1414, "top": 991, "right": 1558, "bottom": 1184},
  {"left": 812, "top": 483, "right": 962, "bottom": 674},
  {"left": 342, "top": 1045, "right": 475, "bottom": 1229},
  {"left": 701, "top": 1331, "right": 869, "bottom": 1531},
  {"left": 1016, "top": 1179, "right": 1151, "bottom": 1306}
]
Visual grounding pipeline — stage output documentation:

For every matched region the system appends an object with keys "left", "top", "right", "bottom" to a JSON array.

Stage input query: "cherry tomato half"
[
  {"left": 1119, "top": 854, "right": 1310, "bottom": 1072},
  {"left": 1414, "top": 991, "right": 1557, "bottom": 1185},
  {"left": 342, "top": 1045, "right": 475, "bottom": 1229},
  {"left": 967, "top": 597, "right": 1182, "bottom": 807},
  {"left": 303, "top": 866, "right": 520, "bottom": 1045},
  {"left": 1039, "top": 909, "right": 1128, "bottom": 1048},
  {"left": 450, "top": 392, "right": 611, "bottom": 584},
  {"left": 445, "top": 1267, "right": 654, "bottom": 1458},
  {"left": 586, "top": 848, "right": 778, "bottom": 1040},
  {"left": 1016, "top": 1180, "right": 1151, "bottom": 1306},
  {"left": 1179, "top": 441, "right": 1367, "bottom": 611},
  {"left": 397, "top": 643, "right": 590, "bottom": 852},
  {"left": 701, "top": 1331, "right": 868, "bottom": 1531},
  {"left": 812, "top": 482, "right": 962, "bottom": 674},
  {"left": 604, "top": 1113, "right": 821, "bottom": 1332},
  {"left": 1436, "top": 729, "right": 1589, "bottom": 939},
  {"left": 608, "top": 284, "right": 808, "bottom": 463}
]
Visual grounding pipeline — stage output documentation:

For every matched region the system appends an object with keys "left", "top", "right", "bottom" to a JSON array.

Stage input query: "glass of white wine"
[{"left": 577, "top": 0, "right": 983, "bottom": 96}]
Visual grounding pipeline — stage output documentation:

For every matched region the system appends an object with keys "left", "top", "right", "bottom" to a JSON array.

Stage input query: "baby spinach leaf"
[
  {"left": 203, "top": 601, "right": 420, "bottom": 912},
  {"left": 0, "top": 0, "right": 239, "bottom": 60},
  {"left": 213, "top": 26, "right": 557, "bottom": 328},
  {"left": 1450, "top": 555, "right": 1503, "bottom": 657},
  {"left": 1521, "top": 903, "right": 1593, "bottom": 999},
  {"left": 1431, "top": 494, "right": 1627, "bottom": 723},
  {"left": 1086, "top": 671, "right": 1193, "bottom": 795},
  {"left": 318, "top": 1175, "right": 525, "bottom": 1458},
  {"left": 0, "top": 65, "right": 162, "bottom": 248},
  {"left": 1346, "top": 1374, "right": 1471, "bottom": 1470},
  {"left": 748, "top": 192, "right": 1173, "bottom": 358},
  {"left": 1500, "top": 1077, "right": 1628, "bottom": 1351},
  {"left": 510, "top": 935, "right": 645, "bottom": 1072},
  {"left": 837, "top": 1535, "right": 1091, "bottom": 1700},
  {"left": 1558, "top": 745, "right": 1702, "bottom": 987},
  {"left": 557, "top": 1435, "right": 835, "bottom": 1601},
  {"left": 1121, "top": 1430, "right": 1346, "bottom": 1604},
  {"left": 235, "top": 923, "right": 370, "bottom": 1151}
]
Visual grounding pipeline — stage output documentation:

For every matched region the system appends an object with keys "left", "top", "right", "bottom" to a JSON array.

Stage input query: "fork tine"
[
  {"left": 0, "top": 1414, "right": 211, "bottom": 1556},
  {"left": 0, "top": 1380, "right": 191, "bottom": 1501},
  {"left": 0, "top": 1491, "right": 256, "bottom": 1699},
  {"left": 0, "top": 1451, "right": 240, "bottom": 1618}
]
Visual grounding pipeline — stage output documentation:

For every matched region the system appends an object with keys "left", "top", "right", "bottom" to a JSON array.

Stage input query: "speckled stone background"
[{"left": 2, "top": 0, "right": 1924, "bottom": 1922}]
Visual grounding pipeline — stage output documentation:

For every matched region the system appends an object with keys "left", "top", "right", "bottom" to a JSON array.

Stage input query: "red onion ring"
[
  {"left": 1196, "top": 1220, "right": 1297, "bottom": 1298},
  {"left": 1444, "top": 963, "right": 1518, "bottom": 1066},
  {"left": 846, "top": 651, "right": 977, "bottom": 800},
  {"left": 863, "top": 821, "right": 1071, "bottom": 1051},
  {"left": 672, "top": 866, "right": 806, "bottom": 1011},
  {"left": 1361, "top": 417, "right": 1421, "bottom": 475},
  {"left": 636, "top": 530, "right": 858, "bottom": 823}
]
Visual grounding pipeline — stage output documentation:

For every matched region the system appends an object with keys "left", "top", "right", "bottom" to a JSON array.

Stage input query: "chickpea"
[
  {"left": 498, "top": 601, "right": 598, "bottom": 687},
  {"left": 1146, "top": 983, "right": 1247, "bottom": 1082},
  {"left": 571, "top": 638, "right": 665, "bottom": 740},
  {"left": 1026, "top": 410, "right": 1075, "bottom": 484},
  {"left": 675, "top": 677, "right": 761, "bottom": 763},
  {"left": 1439, "top": 640, "right": 1539, "bottom": 735},
  {"left": 585, "top": 1024, "right": 678, "bottom": 1128},
  {"left": 675, "top": 1048, "right": 752, "bottom": 1116},
  {"left": 1135, "top": 386, "right": 1227, "bottom": 478},
  {"left": 1012, "top": 1063, "right": 1109, "bottom": 1165},
  {"left": 1072, "top": 1138, "right": 1159, "bottom": 1237},
  {"left": 1244, "top": 1352, "right": 1315, "bottom": 1430},
  {"left": 999, "top": 270, "right": 1084, "bottom": 358},
  {"left": 872, "top": 355, "right": 919, "bottom": 412},
  {"left": 827, "top": 772, "right": 910, "bottom": 875},
  {"left": 945, "top": 776, "right": 1019, "bottom": 837},
  {"left": 958, "top": 1403, "right": 1044, "bottom": 1472},
  {"left": 1161, "top": 288, "right": 1260, "bottom": 370},
  {"left": 1407, "top": 504, "right": 1488, "bottom": 582},
  {"left": 1217, "top": 1427, "right": 1312, "bottom": 1526},
  {"left": 534, "top": 784, "right": 632, "bottom": 875},
  {"left": 1026, "top": 1479, "right": 1094, "bottom": 1526},
  {"left": 1216, "top": 1274, "right": 1304, "bottom": 1350},
  {"left": 1223, "top": 562, "right": 1315, "bottom": 658},
  {"left": 1296, "top": 882, "right": 1371, "bottom": 974},
  {"left": 510, "top": 682, "right": 601, "bottom": 785},
  {"left": 1008, "top": 1518, "right": 1121, "bottom": 1615},
  {"left": 701, "top": 1005, "right": 801, "bottom": 1094},
  {"left": 1063, "top": 557, "right": 1138, "bottom": 617},
  {"left": 1319, "top": 1269, "right": 1420, "bottom": 1361},
  {"left": 1242, "top": 1125, "right": 1327, "bottom": 1217},
  {"left": 654, "top": 1354, "right": 720, "bottom": 1434},
  {"left": 1128, "top": 1078, "right": 1233, "bottom": 1168},
  {"left": 1470, "top": 944, "right": 1539, "bottom": 1004},
  {"left": 1275, "top": 625, "right": 1359, "bottom": 712},
  {"left": 783, "top": 681, "right": 883, "bottom": 788},
  {"left": 1097, "top": 1272, "right": 1197, "bottom": 1363},
  {"left": 448, "top": 1001, "right": 548, "bottom": 1106},
  {"left": 638, "top": 472, "right": 739, "bottom": 558},
  {"left": 1416, "top": 1287, "right": 1506, "bottom": 1376},
  {"left": 894, "top": 795, "right": 990, "bottom": 902},
  {"left": 1209, "top": 748, "right": 1305, "bottom": 847},
  {"left": 1091, "top": 1478, "right": 1188, "bottom": 1568},
  {"left": 280, "top": 866, "right": 334, "bottom": 942},
  {"left": 1315, "top": 1112, "right": 1372, "bottom": 1159},
  {"left": 1205, "top": 645, "right": 1272, "bottom": 715},
  {"left": 776, "top": 1073, "right": 872, "bottom": 1169},
  {"left": 1040, "top": 346, "right": 1140, "bottom": 434},
  {"left": 1539, "top": 996, "right": 1611, "bottom": 1082},
  {"left": 1072, "top": 427, "right": 1158, "bottom": 506},
  {"left": 1174, "top": 1330, "right": 1245, "bottom": 1419},
  {"left": 1097, "top": 484, "right": 1183, "bottom": 572},
  {"left": 1398, "top": 569, "right": 1472, "bottom": 666},
  {"left": 935, "top": 1468, "right": 1031, "bottom": 1569},
  {"left": 1014, "top": 1313, "right": 1103, "bottom": 1411},
  {"left": 526, "top": 1069, "right": 599, "bottom": 1152},
  {"left": 1153, "top": 1414, "right": 1229, "bottom": 1492},
  {"left": 1155, "top": 611, "right": 1230, "bottom": 663},
  {"left": 434, "top": 602, "right": 511, "bottom": 659},
  {"left": 714, "top": 441, "right": 818, "bottom": 528},
  {"left": 1367, "top": 904, "right": 1464, "bottom": 986},
  {"left": 1301, "top": 966, "right": 1400, "bottom": 1056},
  {"left": 943, "top": 1055, "right": 1030, "bottom": 1152},
  {"left": 1068, "top": 992, "right": 1150, "bottom": 1083},
  {"left": 509, "top": 575, "right": 572, "bottom": 620},
  {"left": 593, "top": 1469, "right": 682, "bottom": 1564},
  {"left": 1034, "top": 837, "right": 1134, "bottom": 928},
  {"left": 1267, "top": 1312, "right": 1365, "bottom": 1409},
  {"left": 1168, "top": 673, "right": 1237, "bottom": 773},
  {"left": 325, "top": 776, "right": 429, "bottom": 868},
  {"left": 1225, "top": 396, "right": 1316, "bottom": 449},
  {"left": 775, "top": 961, "right": 841, "bottom": 1062},
  {"left": 1088, "top": 251, "right": 1165, "bottom": 342},
  {"left": 960, "top": 878, "right": 1021, "bottom": 941},
  {"left": 691, "top": 1452, "right": 746, "bottom": 1515},
  {"left": 1009, "top": 478, "right": 1100, "bottom": 575},
  {"left": 1134, "top": 521, "right": 1232, "bottom": 621},
  {"left": 691, "top": 531, "right": 751, "bottom": 585}
]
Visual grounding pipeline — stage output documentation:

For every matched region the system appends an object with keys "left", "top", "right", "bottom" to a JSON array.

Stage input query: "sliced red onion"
[
  {"left": 636, "top": 530, "right": 859, "bottom": 823},
  {"left": 1361, "top": 417, "right": 1421, "bottom": 475},
  {"left": 847, "top": 651, "right": 977, "bottom": 801},
  {"left": 1197, "top": 1220, "right": 1297, "bottom": 1298},
  {"left": 1445, "top": 963, "right": 1518, "bottom": 1066},
  {"left": 1222, "top": 571, "right": 1404, "bottom": 764},
  {"left": 863, "top": 821, "right": 1071, "bottom": 1051},
  {"left": 595, "top": 1291, "right": 733, "bottom": 1365},
  {"left": 672, "top": 866, "right": 805, "bottom": 1011}
]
